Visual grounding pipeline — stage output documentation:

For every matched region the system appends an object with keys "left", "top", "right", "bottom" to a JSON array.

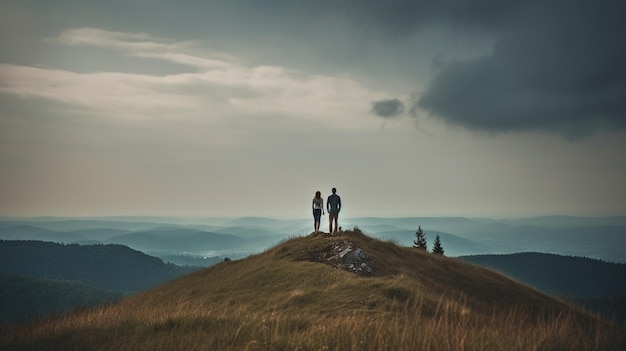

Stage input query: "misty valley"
[{"left": 1, "top": 215, "right": 625, "bottom": 325}]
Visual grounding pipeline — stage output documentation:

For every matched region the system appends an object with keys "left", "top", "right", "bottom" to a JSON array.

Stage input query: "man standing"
[{"left": 327, "top": 188, "right": 342, "bottom": 233}]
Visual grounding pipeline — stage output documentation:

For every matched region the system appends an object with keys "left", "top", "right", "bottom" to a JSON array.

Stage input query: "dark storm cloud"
[
  {"left": 413, "top": 1, "right": 626, "bottom": 136},
  {"left": 301, "top": 0, "right": 626, "bottom": 136},
  {"left": 247, "top": 1, "right": 625, "bottom": 136},
  {"left": 371, "top": 98, "right": 405, "bottom": 118},
  {"left": 320, "top": 0, "right": 522, "bottom": 34}
]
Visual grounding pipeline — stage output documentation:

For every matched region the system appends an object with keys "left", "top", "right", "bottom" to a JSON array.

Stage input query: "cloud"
[
  {"left": 51, "top": 27, "right": 237, "bottom": 69},
  {"left": 292, "top": 1, "right": 625, "bottom": 137},
  {"left": 371, "top": 98, "right": 405, "bottom": 118},
  {"left": 0, "top": 28, "right": 384, "bottom": 131},
  {"left": 313, "top": 0, "right": 524, "bottom": 40},
  {"left": 8, "top": 3, "right": 624, "bottom": 139},
  {"left": 412, "top": 1, "right": 626, "bottom": 137}
]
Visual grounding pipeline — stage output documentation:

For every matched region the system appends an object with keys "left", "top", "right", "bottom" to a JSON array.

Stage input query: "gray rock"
[{"left": 321, "top": 240, "right": 374, "bottom": 275}]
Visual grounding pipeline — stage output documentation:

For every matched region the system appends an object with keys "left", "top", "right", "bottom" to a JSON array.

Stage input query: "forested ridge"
[
  {"left": 457, "top": 252, "right": 626, "bottom": 298},
  {"left": 0, "top": 273, "right": 121, "bottom": 325},
  {"left": 0, "top": 240, "right": 200, "bottom": 293}
]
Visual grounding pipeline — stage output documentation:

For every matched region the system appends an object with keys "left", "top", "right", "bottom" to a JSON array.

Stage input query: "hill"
[
  {"left": 457, "top": 252, "right": 626, "bottom": 323},
  {"left": 0, "top": 219, "right": 288, "bottom": 259},
  {"left": 457, "top": 252, "right": 626, "bottom": 299},
  {"left": 0, "top": 225, "right": 59, "bottom": 240},
  {"left": 2, "top": 229, "right": 623, "bottom": 350},
  {"left": 103, "top": 228, "right": 249, "bottom": 253},
  {"left": 0, "top": 240, "right": 199, "bottom": 294},
  {"left": 0, "top": 273, "right": 121, "bottom": 325}
]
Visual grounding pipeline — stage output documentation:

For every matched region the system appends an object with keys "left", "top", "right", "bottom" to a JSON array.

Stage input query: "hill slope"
[
  {"left": 2, "top": 229, "right": 624, "bottom": 350},
  {"left": 0, "top": 273, "right": 121, "bottom": 325},
  {"left": 0, "top": 240, "right": 199, "bottom": 293},
  {"left": 456, "top": 252, "right": 626, "bottom": 324},
  {"left": 457, "top": 252, "right": 626, "bottom": 298}
]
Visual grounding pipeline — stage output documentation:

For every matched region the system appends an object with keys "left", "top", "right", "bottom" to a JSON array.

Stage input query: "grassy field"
[{"left": 2, "top": 229, "right": 624, "bottom": 350}]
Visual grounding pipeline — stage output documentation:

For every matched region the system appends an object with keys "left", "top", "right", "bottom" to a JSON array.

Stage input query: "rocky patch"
[{"left": 319, "top": 240, "right": 374, "bottom": 275}]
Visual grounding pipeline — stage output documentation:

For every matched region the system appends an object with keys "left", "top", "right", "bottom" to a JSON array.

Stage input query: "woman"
[{"left": 312, "top": 191, "right": 324, "bottom": 232}]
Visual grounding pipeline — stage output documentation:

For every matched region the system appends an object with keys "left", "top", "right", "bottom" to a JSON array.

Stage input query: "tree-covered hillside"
[
  {"left": 0, "top": 273, "right": 121, "bottom": 325},
  {"left": 457, "top": 252, "right": 626, "bottom": 299},
  {"left": 0, "top": 240, "right": 200, "bottom": 294}
]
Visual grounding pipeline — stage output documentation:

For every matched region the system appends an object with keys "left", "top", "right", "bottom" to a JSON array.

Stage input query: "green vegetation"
[
  {"left": 457, "top": 253, "right": 626, "bottom": 299},
  {"left": 413, "top": 226, "right": 427, "bottom": 250},
  {"left": 0, "top": 273, "right": 121, "bottom": 325},
  {"left": 432, "top": 234, "right": 444, "bottom": 255},
  {"left": 1, "top": 229, "right": 623, "bottom": 350},
  {"left": 457, "top": 252, "right": 626, "bottom": 323},
  {"left": 0, "top": 240, "right": 200, "bottom": 293}
]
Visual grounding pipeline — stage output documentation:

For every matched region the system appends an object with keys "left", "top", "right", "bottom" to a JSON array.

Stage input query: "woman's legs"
[{"left": 313, "top": 209, "right": 322, "bottom": 232}]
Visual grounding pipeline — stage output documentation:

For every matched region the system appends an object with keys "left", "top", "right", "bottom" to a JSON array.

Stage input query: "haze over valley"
[{"left": 2, "top": 215, "right": 625, "bottom": 263}]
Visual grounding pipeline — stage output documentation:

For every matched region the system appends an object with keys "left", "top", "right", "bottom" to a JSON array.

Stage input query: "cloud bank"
[
  {"left": 294, "top": 0, "right": 626, "bottom": 137},
  {"left": 1, "top": 28, "right": 381, "bottom": 130},
  {"left": 6, "top": 2, "right": 624, "bottom": 137},
  {"left": 410, "top": 1, "right": 626, "bottom": 136}
]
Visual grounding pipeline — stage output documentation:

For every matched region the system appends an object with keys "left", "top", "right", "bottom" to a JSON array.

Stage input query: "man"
[{"left": 327, "top": 187, "right": 342, "bottom": 233}]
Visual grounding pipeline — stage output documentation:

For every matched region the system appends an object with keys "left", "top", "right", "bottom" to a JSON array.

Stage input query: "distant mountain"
[
  {"left": 0, "top": 225, "right": 134, "bottom": 243},
  {"left": 226, "top": 217, "right": 286, "bottom": 227},
  {"left": 160, "top": 254, "right": 228, "bottom": 267},
  {"left": 347, "top": 216, "right": 626, "bottom": 263},
  {"left": 104, "top": 228, "right": 250, "bottom": 253},
  {"left": 503, "top": 216, "right": 626, "bottom": 228},
  {"left": 457, "top": 252, "right": 626, "bottom": 299},
  {"left": 0, "top": 219, "right": 169, "bottom": 232},
  {"left": 348, "top": 216, "right": 491, "bottom": 235},
  {"left": 0, "top": 225, "right": 59, "bottom": 240},
  {"left": 0, "top": 220, "right": 290, "bottom": 258},
  {"left": 0, "top": 273, "right": 121, "bottom": 325},
  {"left": 0, "top": 240, "right": 199, "bottom": 294},
  {"left": 2, "top": 215, "right": 624, "bottom": 262},
  {"left": 362, "top": 229, "right": 492, "bottom": 257},
  {"left": 213, "top": 226, "right": 278, "bottom": 238},
  {"left": 224, "top": 217, "right": 309, "bottom": 233},
  {"left": 460, "top": 225, "right": 626, "bottom": 263},
  {"left": 61, "top": 228, "right": 133, "bottom": 241}
]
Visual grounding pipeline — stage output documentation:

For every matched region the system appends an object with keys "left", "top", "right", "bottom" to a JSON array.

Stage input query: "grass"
[{"left": 2, "top": 229, "right": 624, "bottom": 350}]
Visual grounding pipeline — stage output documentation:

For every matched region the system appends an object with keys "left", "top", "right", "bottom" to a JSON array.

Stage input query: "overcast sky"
[{"left": 1, "top": 0, "right": 625, "bottom": 219}]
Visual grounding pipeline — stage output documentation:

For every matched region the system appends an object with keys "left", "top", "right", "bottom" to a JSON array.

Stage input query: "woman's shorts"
[{"left": 313, "top": 209, "right": 322, "bottom": 221}]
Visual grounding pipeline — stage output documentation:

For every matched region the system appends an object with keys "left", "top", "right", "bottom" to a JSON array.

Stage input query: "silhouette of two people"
[{"left": 312, "top": 187, "right": 342, "bottom": 234}]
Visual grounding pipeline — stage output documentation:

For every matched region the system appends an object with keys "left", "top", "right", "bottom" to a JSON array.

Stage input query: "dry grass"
[{"left": 2, "top": 229, "right": 624, "bottom": 350}]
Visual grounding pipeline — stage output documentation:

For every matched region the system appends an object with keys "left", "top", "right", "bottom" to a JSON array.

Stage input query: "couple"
[{"left": 312, "top": 188, "right": 342, "bottom": 233}]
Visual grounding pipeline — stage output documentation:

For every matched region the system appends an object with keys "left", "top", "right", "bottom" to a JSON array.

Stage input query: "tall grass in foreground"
[{"left": 2, "top": 293, "right": 623, "bottom": 351}]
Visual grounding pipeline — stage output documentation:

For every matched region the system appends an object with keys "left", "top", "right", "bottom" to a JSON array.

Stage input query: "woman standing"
[{"left": 312, "top": 191, "right": 324, "bottom": 233}]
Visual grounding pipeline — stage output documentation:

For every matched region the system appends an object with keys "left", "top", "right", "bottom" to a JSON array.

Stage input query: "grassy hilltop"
[{"left": 2, "top": 228, "right": 624, "bottom": 350}]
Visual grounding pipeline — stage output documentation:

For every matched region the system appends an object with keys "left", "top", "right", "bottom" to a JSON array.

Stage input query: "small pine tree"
[
  {"left": 413, "top": 226, "right": 427, "bottom": 251},
  {"left": 432, "top": 234, "right": 444, "bottom": 255}
]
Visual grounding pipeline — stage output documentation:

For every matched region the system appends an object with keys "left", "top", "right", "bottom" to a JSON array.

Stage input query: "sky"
[{"left": 1, "top": 0, "right": 625, "bottom": 219}]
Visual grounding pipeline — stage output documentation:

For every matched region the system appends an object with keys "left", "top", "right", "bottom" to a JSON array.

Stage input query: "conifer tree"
[
  {"left": 432, "top": 234, "right": 444, "bottom": 255},
  {"left": 413, "top": 226, "right": 427, "bottom": 251}
]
